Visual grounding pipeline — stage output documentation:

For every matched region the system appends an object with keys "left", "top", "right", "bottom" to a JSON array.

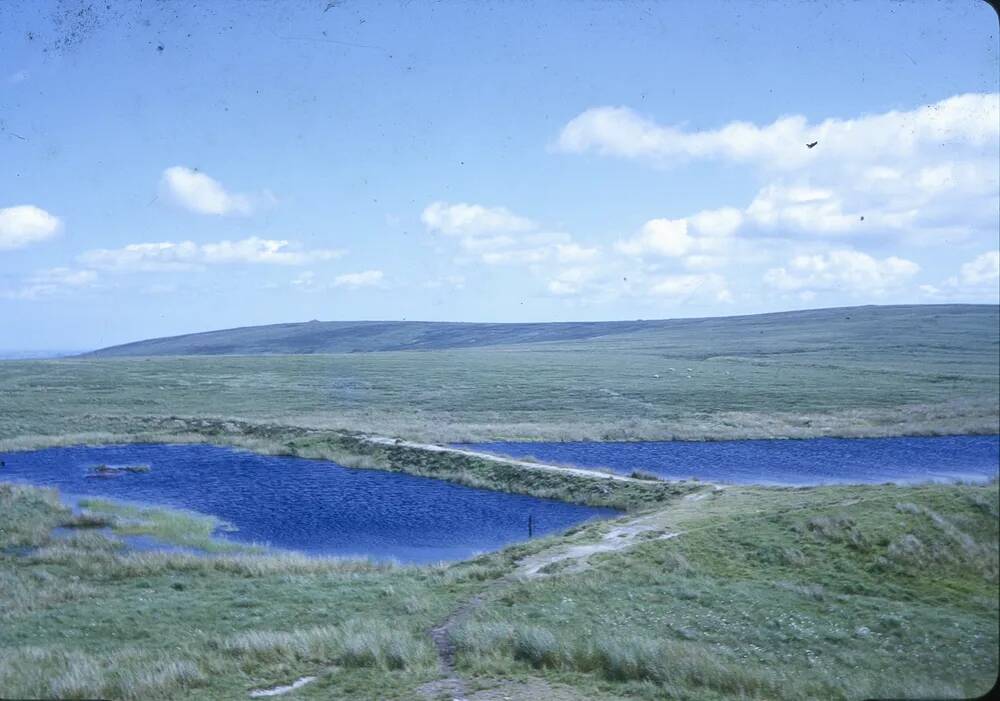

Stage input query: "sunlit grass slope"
[{"left": 454, "top": 481, "right": 1000, "bottom": 700}]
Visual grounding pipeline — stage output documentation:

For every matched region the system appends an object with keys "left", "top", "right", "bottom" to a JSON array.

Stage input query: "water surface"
[
  {"left": 455, "top": 435, "right": 1000, "bottom": 486},
  {"left": 1, "top": 444, "right": 616, "bottom": 562}
]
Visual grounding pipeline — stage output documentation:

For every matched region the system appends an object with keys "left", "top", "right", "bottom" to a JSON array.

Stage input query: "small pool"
[
  {"left": 454, "top": 435, "right": 1000, "bottom": 486},
  {"left": 0, "top": 444, "right": 617, "bottom": 563}
]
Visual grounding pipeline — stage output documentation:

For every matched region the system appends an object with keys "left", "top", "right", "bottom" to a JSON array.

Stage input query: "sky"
[{"left": 1, "top": 0, "right": 998, "bottom": 351}]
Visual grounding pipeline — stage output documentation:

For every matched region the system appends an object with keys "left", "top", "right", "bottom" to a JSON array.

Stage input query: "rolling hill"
[{"left": 80, "top": 304, "right": 1000, "bottom": 357}]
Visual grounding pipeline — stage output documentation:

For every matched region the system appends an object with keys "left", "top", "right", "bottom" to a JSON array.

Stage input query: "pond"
[
  {"left": 0, "top": 444, "right": 617, "bottom": 563},
  {"left": 454, "top": 435, "right": 1000, "bottom": 486}
]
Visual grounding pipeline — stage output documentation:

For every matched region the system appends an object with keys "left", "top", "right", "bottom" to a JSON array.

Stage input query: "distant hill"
[{"left": 81, "top": 304, "right": 999, "bottom": 357}]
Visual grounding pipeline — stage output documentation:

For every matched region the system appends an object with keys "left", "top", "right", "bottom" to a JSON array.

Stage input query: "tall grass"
[
  {"left": 216, "top": 619, "right": 435, "bottom": 672},
  {"left": 454, "top": 622, "right": 807, "bottom": 698},
  {"left": 0, "top": 646, "right": 206, "bottom": 701}
]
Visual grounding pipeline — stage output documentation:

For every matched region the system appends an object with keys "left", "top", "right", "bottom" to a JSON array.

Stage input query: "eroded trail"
[
  {"left": 419, "top": 499, "right": 700, "bottom": 700},
  {"left": 516, "top": 513, "right": 680, "bottom": 578},
  {"left": 422, "top": 590, "right": 495, "bottom": 700}
]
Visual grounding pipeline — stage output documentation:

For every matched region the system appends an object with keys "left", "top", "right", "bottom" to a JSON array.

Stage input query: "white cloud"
[
  {"left": 481, "top": 248, "right": 551, "bottom": 265},
  {"left": 555, "top": 242, "right": 600, "bottom": 263},
  {"left": 649, "top": 273, "right": 732, "bottom": 303},
  {"left": 3, "top": 267, "right": 98, "bottom": 300},
  {"left": 558, "top": 94, "right": 999, "bottom": 256},
  {"left": 421, "top": 202, "right": 536, "bottom": 237},
  {"left": 615, "top": 208, "right": 746, "bottom": 268},
  {"left": 922, "top": 250, "right": 1000, "bottom": 301},
  {"left": 689, "top": 207, "right": 744, "bottom": 237},
  {"left": 555, "top": 93, "right": 999, "bottom": 171},
  {"left": 291, "top": 271, "right": 317, "bottom": 289},
  {"left": 333, "top": 270, "right": 384, "bottom": 288},
  {"left": 683, "top": 254, "right": 726, "bottom": 271},
  {"left": 80, "top": 237, "right": 344, "bottom": 272},
  {"left": 959, "top": 250, "right": 1000, "bottom": 286},
  {"left": 547, "top": 267, "right": 600, "bottom": 296},
  {"left": 745, "top": 184, "right": 859, "bottom": 233},
  {"left": 0, "top": 205, "right": 62, "bottom": 250},
  {"left": 422, "top": 200, "right": 605, "bottom": 276},
  {"left": 160, "top": 166, "right": 255, "bottom": 216},
  {"left": 616, "top": 218, "right": 693, "bottom": 257},
  {"left": 764, "top": 250, "right": 919, "bottom": 295}
]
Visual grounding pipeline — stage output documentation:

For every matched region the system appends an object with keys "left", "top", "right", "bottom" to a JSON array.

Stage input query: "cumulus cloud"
[
  {"left": 555, "top": 93, "right": 999, "bottom": 170},
  {"left": 333, "top": 270, "right": 384, "bottom": 288},
  {"left": 921, "top": 250, "right": 1000, "bottom": 301},
  {"left": 160, "top": 166, "right": 256, "bottom": 216},
  {"left": 3, "top": 267, "right": 98, "bottom": 300},
  {"left": 614, "top": 208, "right": 747, "bottom": 270},
  {"left": 547, "top": 267, "right": 601, "bottom": 296},
  {"left": 558, "top": 94, "right": 1000, "bottom": 253},
  {"left": 421, "top": 201, "right": 623, "bottom": 300},
  {"left": 421, "top": 202, "right": 536, "bottom": 236},
  {"left": 422, "top": 201, "right": 604, "bottom": 273},
  {"left": 555, "top": 242, "right": 600, "bottom": 263},
  {"left": 80, "top": 237, "right": 344, "bottom": 272},
  {"left": 424, "top": 95, "right": 995, "bottom": 305},
  {"left": 616, "top": 218, "right": 694, "bottom": 257},
  {"left": 958, "top": 250, "right": 1000, "bottom": 286},
  {"left": 764, "top": 250, "right": 919, "bottom": 295},
  {"left": 0, "top": 205, "right": 62, "bottom": 250}
]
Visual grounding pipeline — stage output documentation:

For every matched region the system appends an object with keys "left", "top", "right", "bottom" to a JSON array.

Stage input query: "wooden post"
[{"left": 528, "top": 514, "right": 533, "bottom": 538}]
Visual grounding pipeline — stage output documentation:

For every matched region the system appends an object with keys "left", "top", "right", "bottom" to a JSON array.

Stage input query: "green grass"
[
  {"left": 452, "top": 481, "right": 1000, "bottom": 700},
  {"left": 2, "top": 477, "right": 998, "bottom": 699},
  {"left": 75, "top": 498, "right": 258, "bottom": 553},
  {"left": 0, "top": 483, "right": 479, "bottom": 700},
  {"left": 2, "top": 305, "right": 997, "bottom": 443}
]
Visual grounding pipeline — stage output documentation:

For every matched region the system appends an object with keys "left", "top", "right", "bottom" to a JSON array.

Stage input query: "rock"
[{"left": 855, "top": 626, "right": 871, "bottom": 638}]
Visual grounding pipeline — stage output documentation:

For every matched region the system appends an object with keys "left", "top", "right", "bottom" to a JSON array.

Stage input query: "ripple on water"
[
  {"left": 0, "top": 444, "right": 617, "bottom": 563},
  {"left": 454, "top": 435, "right": 1000, "bottom": 486}
]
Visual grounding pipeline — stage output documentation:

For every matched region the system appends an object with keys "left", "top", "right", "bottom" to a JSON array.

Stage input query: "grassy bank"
[
  {"left": 3, "top": 479, "right": 996, "bottom": 699},
  {"left": 74, "top": 498, "right": 259, "bottom": 554},
  {"left": 454, "top": 480, "right": 1000, "bottom": 699}
]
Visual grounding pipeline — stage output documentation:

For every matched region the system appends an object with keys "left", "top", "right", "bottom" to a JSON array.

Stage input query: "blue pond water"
[
  {"left": 0, "top": 444, "right": 616, "bottom": 563},
  {"left": 455, "top": 435, "right": 1000, "bottom": 486}
]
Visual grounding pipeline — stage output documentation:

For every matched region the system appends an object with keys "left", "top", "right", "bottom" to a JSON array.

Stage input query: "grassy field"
[
  {"left": 2, "top": 305, "right": 998, "bottom": 443},
  {"left": 1, "top": 303, "right": 997, "bottom": 699},
  {"left": 2, "top": 479, "right": 996, "bottom": 700}
]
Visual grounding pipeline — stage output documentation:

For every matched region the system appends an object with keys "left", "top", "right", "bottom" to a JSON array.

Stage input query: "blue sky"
[{"left": 1, "top": 0, "right": 998, "bottom": 351}]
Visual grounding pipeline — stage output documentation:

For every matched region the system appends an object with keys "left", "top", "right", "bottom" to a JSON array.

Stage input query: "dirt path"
[
  {"left": 421, "top": 589, "right": 499, "bottom": 700},
  {"left": 363, "top": 435, "right": 644, "bottom": 483},
  {"left": 516, "top": 511, "right": 680, "bottom": 578},
  {"left": 419, "top": 505, "right": 691, "bottom": 699}
]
